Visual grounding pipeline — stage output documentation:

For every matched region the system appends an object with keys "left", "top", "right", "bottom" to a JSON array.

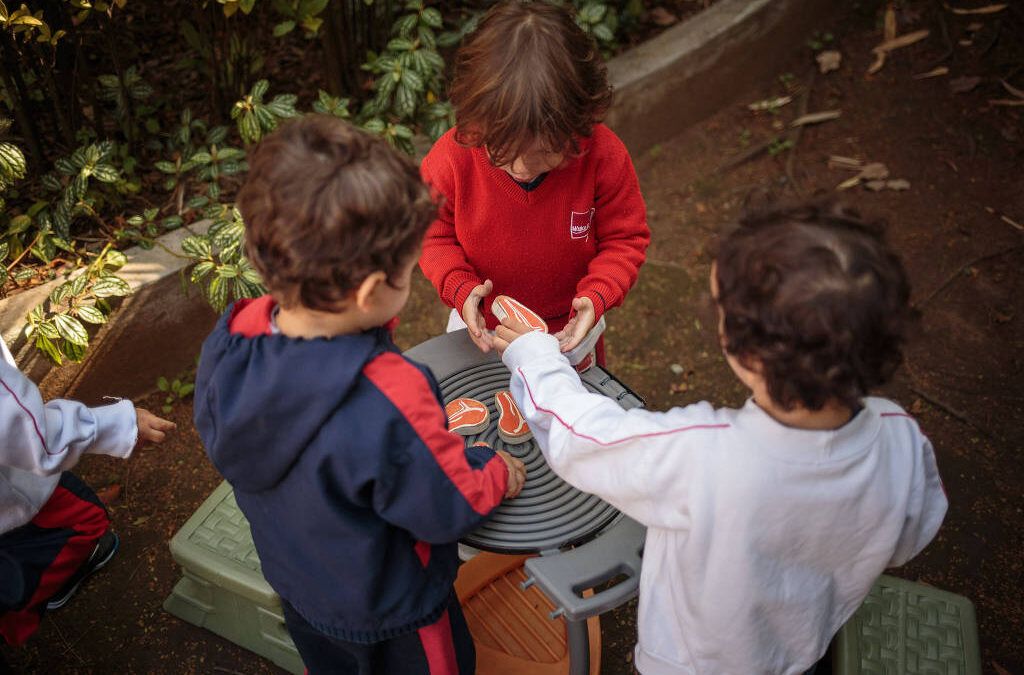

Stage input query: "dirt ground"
[{"left": 4, "top": 1, "right": 1023, "bottom": 673}]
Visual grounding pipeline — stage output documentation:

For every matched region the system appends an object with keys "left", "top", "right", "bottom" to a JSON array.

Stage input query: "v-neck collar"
[{"left": 474, "top": 146, "right": 572, "bottom": 206}]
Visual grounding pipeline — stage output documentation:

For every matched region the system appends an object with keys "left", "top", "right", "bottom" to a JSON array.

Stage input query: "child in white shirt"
[
  {"left": 0, "top": 338, "right": 174, "bottom": 647},
  {"left": 493, "top": 202, "right": 948, "bottom": 675}
]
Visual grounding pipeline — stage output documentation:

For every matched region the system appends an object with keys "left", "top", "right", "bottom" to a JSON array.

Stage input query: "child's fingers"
[{"left": 144, "top": 428, "right": 167, "bottom": 444}]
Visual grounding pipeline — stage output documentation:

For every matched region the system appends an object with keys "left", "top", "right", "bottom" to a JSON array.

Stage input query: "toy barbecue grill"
[{"left": 407, "top": 330, "right": 647, "bottom": 675}]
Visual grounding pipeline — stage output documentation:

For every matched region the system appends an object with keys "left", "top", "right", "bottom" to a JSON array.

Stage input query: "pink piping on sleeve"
[
  {"left": 517, "top": 367, "right": 729, "bottom": 447},
  {"left": 0, "top": 375, "right": 51, "bottom": 454}
]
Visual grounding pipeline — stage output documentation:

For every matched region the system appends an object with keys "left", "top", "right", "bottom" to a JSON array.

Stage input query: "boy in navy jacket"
[{"left": 193, "top": 115, "right": 526, "bottom": 674}]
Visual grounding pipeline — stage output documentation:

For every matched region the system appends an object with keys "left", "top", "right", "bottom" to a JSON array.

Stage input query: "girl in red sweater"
[{"left": 419, "top": 0, "right": 650, "bottom": 361}]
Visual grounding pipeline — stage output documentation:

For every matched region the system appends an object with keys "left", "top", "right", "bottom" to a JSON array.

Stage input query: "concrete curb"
[
  {"left": 0, "top": 222, "right": 218, "bottom": 401},
  {"left": 606, "top": 0, "right": 835, "bottom": 154}
]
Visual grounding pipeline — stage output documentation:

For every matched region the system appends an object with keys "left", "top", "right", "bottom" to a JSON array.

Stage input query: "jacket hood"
[{"left": 194, "top": 304, "right": 387, "bottom": 492}]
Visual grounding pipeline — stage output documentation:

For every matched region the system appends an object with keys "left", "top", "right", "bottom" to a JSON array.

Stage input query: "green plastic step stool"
[
  {"left": 163, "top": 481, "right": 303, "bottom": 674},
  {"left": 834, "top": 575, "right": 981, "bottom": 675}
]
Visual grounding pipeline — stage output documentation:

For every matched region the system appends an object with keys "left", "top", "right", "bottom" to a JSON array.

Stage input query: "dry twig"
[{"left": 917, "top": 244, "right": 1023, "bottom": 308}]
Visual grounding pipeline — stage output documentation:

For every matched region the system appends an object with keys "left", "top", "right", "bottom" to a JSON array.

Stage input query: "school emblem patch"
[{"left": 570, "top": 208, "right": 594, "bottom": 240}]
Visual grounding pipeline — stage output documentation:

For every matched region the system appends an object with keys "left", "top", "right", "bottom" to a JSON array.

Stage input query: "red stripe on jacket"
[{"left": 365, "top": 353, "right": 507, "bottom": 515}]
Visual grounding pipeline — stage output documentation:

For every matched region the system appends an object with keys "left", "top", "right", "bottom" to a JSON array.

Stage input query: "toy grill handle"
[{"left": 524, "top": 515, "right": 645, "bottom": 622}]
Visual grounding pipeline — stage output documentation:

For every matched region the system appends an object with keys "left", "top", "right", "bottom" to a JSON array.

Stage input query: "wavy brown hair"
[
  {"left": 449, "top": 0, "right": 613, "bottom": 166},
  {"left": 237, "top": 115, "right": 436, "bottom": 311},
  {"left": 714, "top": 201, "right": 916, "bottom": 411}
]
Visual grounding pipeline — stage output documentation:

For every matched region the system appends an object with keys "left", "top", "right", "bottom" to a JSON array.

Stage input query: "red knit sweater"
[{"left": 419, "top": 124, "right": 649, "bottom": 332}]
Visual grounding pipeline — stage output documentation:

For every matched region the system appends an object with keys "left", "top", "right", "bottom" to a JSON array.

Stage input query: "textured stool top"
[
  {"left": 185, "top": 485, "right": 261, "bottom": 572},
  {"left": 835, "top": 575, "right": 981, "bottom": 675}
]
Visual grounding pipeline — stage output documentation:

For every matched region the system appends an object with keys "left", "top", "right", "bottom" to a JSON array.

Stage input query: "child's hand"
[
  {"left": 462, "top": 279, "right": 494, "bottom": 353},
  {"left": 554, "top": 297, "right": 596, "bottom": 352},
  {"left": 497, "top": 450, "right": 526, "bottom": 498},
  {"left": 492, "top": 318, "right": 536, "bottom": 356},
  {"left": 135, "top": 408, "right": 176, "bottom": 448}
]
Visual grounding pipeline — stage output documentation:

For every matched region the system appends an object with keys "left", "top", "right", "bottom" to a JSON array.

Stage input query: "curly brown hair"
[
  {"left": 714, "top": 201, "right": 916, "bottom": 411},
  {"left": 449, "top": 0, "right": 613, "bottom": 166},
  {"left": 236, "top": 115, "right": 436, "bottom": 311}
]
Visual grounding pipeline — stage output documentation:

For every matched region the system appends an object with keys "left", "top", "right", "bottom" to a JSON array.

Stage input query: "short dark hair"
[
  {"left": 449, "top": 0, "right": 612, "bottom": 166},
  {"left": 714, "top": 201, "right": 916, "bottom": 411},
  {"left": 236, "top": 115, "right": 436, "bottom": 311}
]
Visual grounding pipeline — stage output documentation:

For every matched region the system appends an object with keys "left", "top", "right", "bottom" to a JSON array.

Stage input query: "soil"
[{"left": 4, "top": 1, "right": 1023, "bottom": 673}]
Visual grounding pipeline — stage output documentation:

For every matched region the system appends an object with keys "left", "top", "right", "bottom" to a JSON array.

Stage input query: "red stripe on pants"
[
  {"left": 418, "top": 608, "right": 458, "bottom": 675},
  {"left": 0, "top": 484, "right": 109, "bottom": 645}
]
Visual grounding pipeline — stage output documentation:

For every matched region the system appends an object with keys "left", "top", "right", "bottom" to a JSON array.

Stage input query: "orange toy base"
[{"left": 454, "top": 552, "right": 601, "bottom": 675}]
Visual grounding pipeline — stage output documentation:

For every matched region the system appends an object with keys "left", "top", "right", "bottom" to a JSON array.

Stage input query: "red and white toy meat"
[
  {"left": 491, "top": 295, "right": 548, "bottom": 334},
  {"left": 495, "top": 390, "right": 532, "bottom": 444},
  {"left": 446, "top": 397, "right": 490, "bottom": 435}
]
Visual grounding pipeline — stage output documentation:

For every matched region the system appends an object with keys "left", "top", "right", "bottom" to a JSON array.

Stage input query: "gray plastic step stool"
[
  {"left": 834, "top": 575, "right": 981, "bottom": 675},
  {"left": 163, "top": 482, "right": 303, "bottom": 674}
]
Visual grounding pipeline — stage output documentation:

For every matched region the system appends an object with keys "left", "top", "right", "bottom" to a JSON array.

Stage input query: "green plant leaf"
[
  {"left": 157, "top": 375, "right": 169, "bottom": 391},
  {"left": 421, "top": 7, "right": 442, "bottom": 28},
  {"left": 91, "top": 276, "right": 132, "bottom": 297},
  {"left": 53, "top": 314, "right": 89, "bottom": 346},
  {"left": 207, "top": 275, "right": 229, "bottom": 311},
  {"left": 34, "top": 335, "right": 63, "bottom": 365},
  {"left": 181, "top": 235, "right": 212, "bottom": 259},
  {"left": 273, "top": 20, "right": 295, "bottom": 36},
  {"left": 77, "top": 305, "right": 107, "bottom": 324},
  {"left": 592, "top": 23, "right": 614, "bottom": 42},
  {"left": 192, "top": 261, "right": 215, "bottom": 281},
  {"left": 265, "top": 94, "right": 298, "bottom": 118},
  {"left": 63, "top": 340, "right": 87, "bottom": 363},
  {"left": 92, "top": 164, "right": 119, "bottom": 182},
  {"left": 251, "top": 79, "right": 270, "bottom": 102}
]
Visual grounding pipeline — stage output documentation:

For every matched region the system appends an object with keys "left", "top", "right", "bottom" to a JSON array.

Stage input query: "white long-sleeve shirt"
[
  {"left": 503, "top": 332, "right": 947, "bottom": 675},
  {"left": 1, "top": 340, "right": 136, "bottom": 533}
]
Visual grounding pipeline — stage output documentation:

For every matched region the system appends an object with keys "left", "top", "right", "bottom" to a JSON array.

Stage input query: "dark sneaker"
[{"left": 45, "top": 530, "right": 120, "bottom": 611}]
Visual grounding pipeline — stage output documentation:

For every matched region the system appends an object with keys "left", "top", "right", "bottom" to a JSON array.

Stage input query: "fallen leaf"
[
  {"left": 791, "top": 110, "right": 842, "bottom": 127},
  {"left": 649, "top": 7, "right": 678, "bottom": 25},
  {"left": 992, "top": 309, "right": 1014, "bottom": 324},
  {"left": 95, "top": 484, "right": 122, "bottom": 505},
  {"left": 860, "top": 162, "right": 890, "bottom": 180},
  {"left": 914, "top": 66, "right": 949, "bottom": 79},
  {"left": 868, "top": 51, "right": 887, "bottom": 75},
  {"left": 828, "top": 155, "right": 864, "bottom": 170},
  {"left": 133, "top": 516, "right": 151, "bottom": 526},
  {"left": 873, "top": 29, "right": 930, "bottom": 54},
  {"left": 910, "top": 398, "right": 925, "bottom": 414},
  {"left": 747, "top": 95, "right": 793, "bottom": 111},
  {"left": 1000, "top": 79, "right": 1024, "bottom": 100},
  {"left": 884, "top": 3, "right": 897, "bottom": 42},
  {"left": 836, "top": 176, "right": 862, "bottom": 190},
  {"left": 1000, "top": 215, "right": 1023, "bottom": 231},
  {"left": 887, "top": 178, "right": 911, "bottom": 190},
  {"left": 966, "top": 21, "right": 983, "bottom": 31},
  {"left": 816, "top": 50, "right": 842, "bottom": 74},
  {"left": 669, "top": 363, "right": 685, "bottom": 375},
  {"left": 865, "top": 180, "right": 887, "bottom": 191},
  {"left": 944, "top": 3, "right": 1007, "bottom": 15},
  {"left": 989, "top": 99, "right": 1024, "bottom": 106},
  {"left": 958, "top": 39, "right": 974, "bottom": 46},
  {"left": 950, "top": 75, "right": 981, "bottom": 93}
]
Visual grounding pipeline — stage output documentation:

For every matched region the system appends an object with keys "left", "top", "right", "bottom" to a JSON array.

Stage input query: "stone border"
[
  {"left": 0, "top": 222, "right": 218, "bottom": 401},
  {"left": 0, "top": 0, "right": 834, "bottom": 398},
  {"left": 606, "top": 0, "right": 835, "bottom": 154}
]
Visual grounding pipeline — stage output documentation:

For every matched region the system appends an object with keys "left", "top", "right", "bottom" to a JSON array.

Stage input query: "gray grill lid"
[{"left": 405, "top": 330, "right": 643, "bottom": 554}]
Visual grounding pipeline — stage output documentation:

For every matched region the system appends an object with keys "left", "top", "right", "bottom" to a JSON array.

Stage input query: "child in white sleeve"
[
  {"left": 493, "top": 202, "right": 948, "bottom": 675},
  {"left": 0, "top": 338, "right": 174, "bottom": 648}
]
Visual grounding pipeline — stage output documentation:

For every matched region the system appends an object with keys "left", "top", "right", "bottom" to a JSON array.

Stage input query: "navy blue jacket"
[{"left": 194, "top": 297, "right": 508, "bottom": 643}]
